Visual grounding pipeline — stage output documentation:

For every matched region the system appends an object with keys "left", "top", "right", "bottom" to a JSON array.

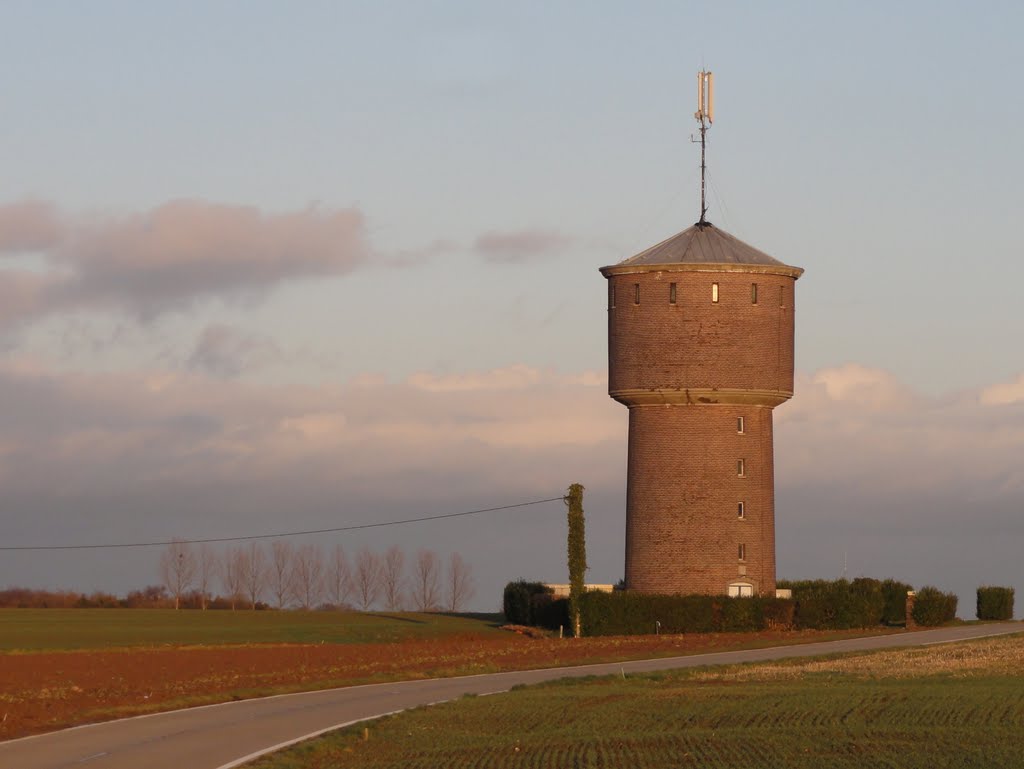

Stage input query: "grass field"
[
  {"left": 0, "top": 609, "right": 506, "bottom": 651},
  {"left": 249, "top": 633, "right": 1024, "bottom": 769}
]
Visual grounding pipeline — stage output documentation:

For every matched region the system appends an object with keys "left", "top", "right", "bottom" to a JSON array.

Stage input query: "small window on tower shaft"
[
  {"left": 737, "top": 459, "right": 746, "bottom": 477},
  {"left": 738, "top": 543, "right": 747, "bottom": 561},
  {"left": 737, "top": 416, "right": 745, "bottom": 434},
  {"left": 737, "top": 502, "right": 746, "bottom": 519},
  {"left": 712, "top": 283, "right": 720, "bottom": 303},
  {"left": 751, "top": 283, "right": 758, "bottom": 304},
  {"left": 669, "top": 282, "right": 677, "bottom": 304},
  {"left": 608, "top": 283, "right": 615, "bottom": 310},
  {"left": 634, "top": 284, "right": 641, "bottom": 305}
]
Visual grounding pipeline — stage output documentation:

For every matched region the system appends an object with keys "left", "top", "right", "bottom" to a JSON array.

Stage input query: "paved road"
[{"left": 2, "top": 623, "right": 1020, "bottom": 769}]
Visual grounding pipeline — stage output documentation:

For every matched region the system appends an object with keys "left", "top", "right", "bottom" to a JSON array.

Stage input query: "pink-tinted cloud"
[
  {"left": 0, "top": 199, "right": 369, "bottom": 325},
  {"left": 186, "top": 324, "right": 280, "bottom": 378},
  {"left": 473, "top": 229, "right": 572, "bottom": 264},
  {"left": 0, "top": 200, "right": 62, "bottom": 255},
  {"left": 2, "top": 361, "right": 1023, "bottom": 614},
  {"left": 56, "top": 200, "right": 369, "bottom": 313}
]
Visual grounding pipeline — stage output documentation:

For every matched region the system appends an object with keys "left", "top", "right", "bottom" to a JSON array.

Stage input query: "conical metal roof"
[{"left": 623, "top": 222, "right": 783, "bottom": 266}]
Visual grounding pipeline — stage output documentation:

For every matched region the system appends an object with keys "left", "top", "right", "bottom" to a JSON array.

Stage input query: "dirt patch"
[{"left": 0, "top": 628, "right": 900, "bottom": 740}]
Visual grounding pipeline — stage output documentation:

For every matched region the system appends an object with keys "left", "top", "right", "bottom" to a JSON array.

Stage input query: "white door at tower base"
[{"left": 728, "top": 583, "right": 753, "bottom": 597}]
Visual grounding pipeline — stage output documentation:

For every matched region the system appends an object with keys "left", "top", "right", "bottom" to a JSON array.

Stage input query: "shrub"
[
  {"left": 976, "top": 586, "right": 1015, "bottom": 621},
  {"left": 502, "top": 580, "right": 552, "bottom": 625},
  {"left": 912, "top": 586, "right": 958, "bottom": 626},
  {"left": 761, "top": 597, "right": 796, "bottom": 629},
  {"left": 881, "top": 579, "right": 914, "bottom": 625},
  {"left": 532, "top": 592, "right": 569, "bottom": 630},
  {"left": 540, "top": 591, "right": 791, "bottom": 636},
  {"left": 779, "top": 578, "right": 886, "bottom": 630}
]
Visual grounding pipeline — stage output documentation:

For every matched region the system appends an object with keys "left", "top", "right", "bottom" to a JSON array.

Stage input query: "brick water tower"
[{"left": 600, "top": 72, "right": 803, "bottom": 596}]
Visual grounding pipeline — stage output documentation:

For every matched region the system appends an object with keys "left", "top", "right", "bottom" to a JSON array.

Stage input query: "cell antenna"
[{"left": 692, "top": 70, "right": 714, "bottom": 226}]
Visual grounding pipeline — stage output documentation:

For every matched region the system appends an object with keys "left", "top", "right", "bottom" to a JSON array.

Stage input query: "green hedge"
[
  {"left": 912, "top": 586, "right": 958, "bottom": 626},
  {"left": 509, "top": 578, "right": 960, "bottom": 635},
  {"left": 532, "top": 592, "right": 795, "bottom": 636},
  {"left": 502, "top": 580, "right": 552, "bottom": 625},
  {"left": 881, "top": 579, "right": 914, "bottom": 625},
  {"left": 976, "top": 586, "right": 1015, "bottom": 621},
  {"left": 778, "top": 578, "right": 888, "bottom": 629}
]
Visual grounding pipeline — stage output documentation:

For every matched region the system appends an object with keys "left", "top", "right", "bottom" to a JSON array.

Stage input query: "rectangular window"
[
  {"left": 634, "top": 283, "right": 641, "bottom": 305},
  {"left": 737, "top": 502, "right": 746, "bottom": 519},
  {"left": 738, "top": 544, "right": 747, "bottom": 561},
  {"left": 669, "top": 282, "right": 677, "bottom": 304},
  {"left": 608, "top": 283, "right": 615, "bottom": 309},
  {"left": 712, "top": 283, "right": 719, "bottom": 303},
  {"left": 737, "top": 416, "right": 745, "bottom": 434},
  {"left": 737, "top": 459, "right": 746, "bottom": 477},
  {"left": 751, "top": 283, "right": 758, "bottom": 304}
]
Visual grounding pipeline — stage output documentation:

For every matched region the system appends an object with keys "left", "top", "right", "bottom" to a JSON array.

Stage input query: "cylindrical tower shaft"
[{"left": 600, "top": 223, "right": 802, "bottom": 596}]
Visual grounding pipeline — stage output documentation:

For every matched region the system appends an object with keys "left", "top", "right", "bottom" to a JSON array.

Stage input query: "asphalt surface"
[{"left": 2, "top": 623, "right": 1020, "bottom": 769}]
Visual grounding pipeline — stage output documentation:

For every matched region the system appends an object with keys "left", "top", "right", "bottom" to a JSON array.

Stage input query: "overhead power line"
[{"left": 0, "top": 496, "right": 565, "bottom": 552}]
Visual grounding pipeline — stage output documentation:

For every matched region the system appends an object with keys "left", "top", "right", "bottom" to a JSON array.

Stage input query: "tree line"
[{"left": 1, "top": 541, "right": 475, "bottom": 612}]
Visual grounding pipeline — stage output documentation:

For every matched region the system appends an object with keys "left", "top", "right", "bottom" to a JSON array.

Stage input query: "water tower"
[{"left": 600, "top": 72, "right": 804, "bottom": 596}]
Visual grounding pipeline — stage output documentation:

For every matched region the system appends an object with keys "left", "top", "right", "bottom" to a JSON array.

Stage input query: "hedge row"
[
  {"left": 504, "top": 577, "right": 968, "bottom": 635},
  {"left": 912, "top": 586, "right": 959, "bottom": 626},
  {"left": 977, "top": 586, "right": 1014, "bottom": 620},
  {"left": 573, "top": 591, "right": 794, "bottom": 636},
  {"left": 778, "top": 578, "right": 913, "bottom": 629}
]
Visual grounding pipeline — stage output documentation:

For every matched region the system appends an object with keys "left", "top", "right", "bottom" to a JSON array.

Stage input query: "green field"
[
  {"left": 0, "top": 609, "right": 505, "bottom": 651},
  {"left": 250, "top": 634, "right": 1024, "bottom": 769}
]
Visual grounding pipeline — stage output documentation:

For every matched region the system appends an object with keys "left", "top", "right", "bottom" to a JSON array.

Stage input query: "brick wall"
[
  {"left": 624, "top": 404, "right": 776, "bottom": 595},
  {"left": 605, "top": 264, "right": 797, "bottom": 596},
  {"left": 608, "top": 270, "right": 796, "bottom": 396}
]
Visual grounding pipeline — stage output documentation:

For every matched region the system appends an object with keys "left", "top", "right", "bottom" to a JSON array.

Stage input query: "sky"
[{"left": 1, "top": 1, "right": 1022, "bottom": 615}]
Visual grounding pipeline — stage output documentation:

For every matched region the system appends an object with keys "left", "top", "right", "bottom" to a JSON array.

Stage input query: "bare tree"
[
  {"left": 222, "top": 546, "right": 246, "bottom": 610},
  {"left": 353, "top": 548, "right": 382, "bottom": 611},
  {"left": 195, "top": 544, "right": 218, "bottom": 610},
  {"left": 243, "top": 541, "right": 267, "bottom": 610},
  {"left": 291, "top": 543, "right": 325, "bottom": 610},
  {"left": 381, "top": 545, "right": 406, "bottom": 611},
  {"left": 411, "top": 549, "right": 442, "bottom": 612},
  {"left": 446, "top": 552, "right": 475, "bottom": 612},
  {"left": 326, "top": 544, "right": 353, "bottom": 609},
  {"left": 159, "top": 539, "right": 197, "bottom": 610},
  {"left": 269, "top": 540, "right": 295, "bottom": 609}
]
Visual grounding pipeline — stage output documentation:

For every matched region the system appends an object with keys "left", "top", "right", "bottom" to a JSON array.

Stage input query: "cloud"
[
  {"left": 2, "top": 360, "right": 1023, "bottom": 614},
  {"left": 473, "top": 229, "right": 572, "bottom": 264},
  {"left": 0, "top": 200, "right": 62, "bottom": 254},
  {"left": 0, "top": 199, "right": 369, "bottom": 326},
  {"left": 186, "top": 324, "right": 280, "bottom": 378},
  {"left": 979, "top": 373, "right": 1024, "bottom": 406}
]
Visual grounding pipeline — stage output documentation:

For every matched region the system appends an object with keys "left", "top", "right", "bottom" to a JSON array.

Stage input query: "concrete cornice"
[
  {"left": 610, "top": 388, "right": 793, "bottom": 408},
  {"left": 599, "top": 263, "right": 804, "bottom": 280}
]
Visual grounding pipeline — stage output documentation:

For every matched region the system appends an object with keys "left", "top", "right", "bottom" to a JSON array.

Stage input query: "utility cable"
[{"left": 0, "top": 496, "right": 566, "bottom": 551}]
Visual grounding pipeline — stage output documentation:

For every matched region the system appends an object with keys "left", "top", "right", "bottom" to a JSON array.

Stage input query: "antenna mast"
[{"left": 693, "top": 70, "right": 714, "bottom": 226}]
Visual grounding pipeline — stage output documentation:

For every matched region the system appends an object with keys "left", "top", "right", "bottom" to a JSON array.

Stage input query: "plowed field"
[{"left": 0, "top": 627, "right": 898, "bottom": 740}]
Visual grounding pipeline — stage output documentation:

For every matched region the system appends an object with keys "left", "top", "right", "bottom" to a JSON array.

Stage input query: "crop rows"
[{"left": 251, "top": 636, "right": 1024, "bottom": 769}]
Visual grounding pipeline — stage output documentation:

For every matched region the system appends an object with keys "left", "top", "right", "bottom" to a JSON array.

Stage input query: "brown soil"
[{"left": 0, "top": 628, "right": 902, "bottom": 741}]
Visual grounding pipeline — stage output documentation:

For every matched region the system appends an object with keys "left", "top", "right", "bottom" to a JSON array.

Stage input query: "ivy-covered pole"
[{"left": 565, "top": 482, "right": 587, "bottom": 638}]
